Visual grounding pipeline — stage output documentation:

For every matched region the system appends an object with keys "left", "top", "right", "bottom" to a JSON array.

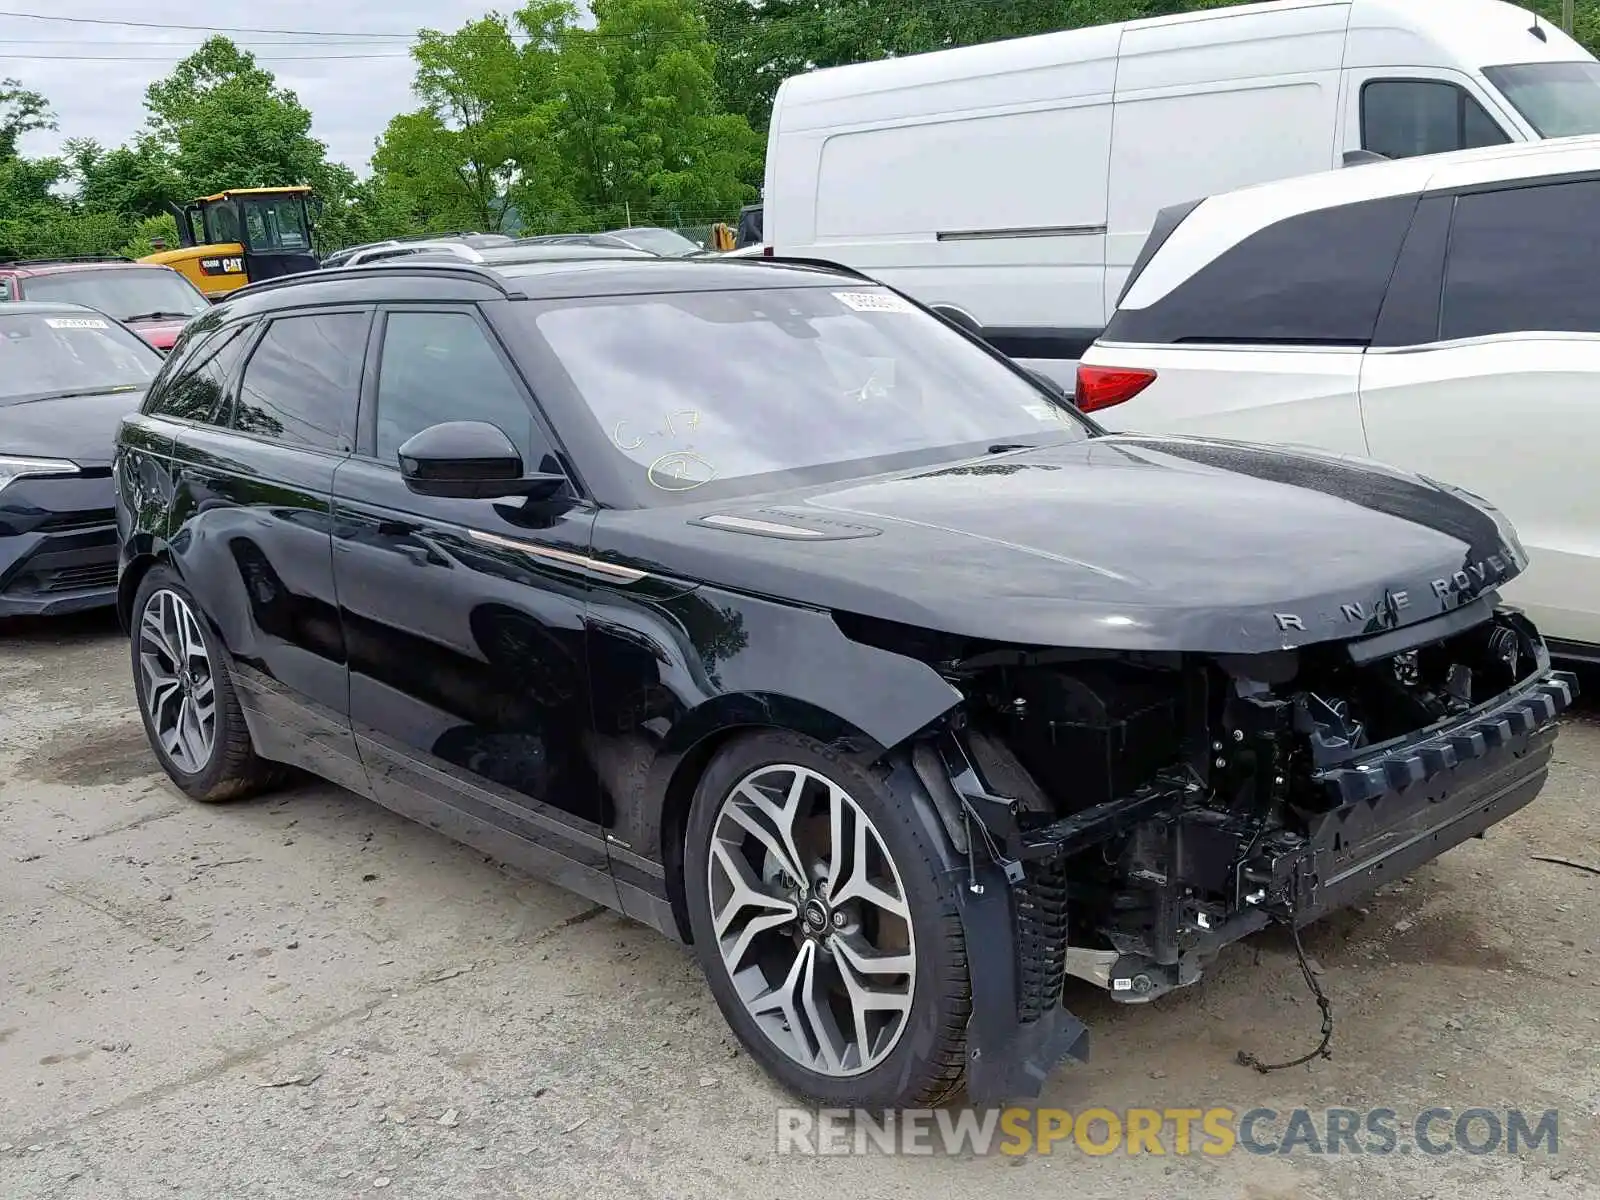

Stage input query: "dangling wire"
[{"left": 1235, "top": 917, "right": 1333, "bottom": 1074}]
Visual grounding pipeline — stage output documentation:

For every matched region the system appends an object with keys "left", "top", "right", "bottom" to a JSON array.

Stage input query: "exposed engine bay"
[{"left": 840, "top": 598, "right": 1576, "bottom": 1048}]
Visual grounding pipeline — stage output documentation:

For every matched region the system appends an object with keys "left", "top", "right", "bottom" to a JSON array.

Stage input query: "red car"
[{"left": 0, "top": 257, "right": 209, "bottom": 352}]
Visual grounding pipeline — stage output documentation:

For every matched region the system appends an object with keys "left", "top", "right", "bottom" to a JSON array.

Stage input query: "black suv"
[{"left": 114, "top": 258, "right": 1573, "bottom": 1108}]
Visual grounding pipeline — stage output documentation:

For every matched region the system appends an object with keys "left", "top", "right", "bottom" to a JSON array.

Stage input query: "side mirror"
[
  {"left": 1342, "top": 149, "right": 1389, "bottom": 167},
  {"left": 397, "top": 421, "right": 567, "bottom": 501}
]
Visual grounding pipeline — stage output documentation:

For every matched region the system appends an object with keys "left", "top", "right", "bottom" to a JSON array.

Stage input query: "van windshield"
[{"left": 1483, "top": 61, "right": 1600, "bottom": 137}]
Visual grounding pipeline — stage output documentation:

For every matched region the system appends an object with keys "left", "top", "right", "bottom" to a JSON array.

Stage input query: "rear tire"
[
  {"left": 684, "top": 730, "right": 969, "bottom": 1107},
  {"left": 130, "top": 566, "right": 279, "bottom": 803}
]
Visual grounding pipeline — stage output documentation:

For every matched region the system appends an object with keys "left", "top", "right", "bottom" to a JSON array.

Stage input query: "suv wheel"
[
  {"left": 131, "top": 566, "right": 278, "bottom": 802},
  {"left": 684, "top": 730, "right": 969, "bottom": 1106}
]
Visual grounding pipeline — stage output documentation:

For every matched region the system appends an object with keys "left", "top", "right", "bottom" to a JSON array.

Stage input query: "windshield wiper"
[
  {"left": 14, "top": 384, "right": 142, "bottom": 402},
  {"left": 120, "top": 311, "right": 196, "bottom": 322},
  {"left": 987, "top": 443, "right": 1034, "bottom": 454}
]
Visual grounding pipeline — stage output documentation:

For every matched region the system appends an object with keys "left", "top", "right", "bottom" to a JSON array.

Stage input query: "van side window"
[
  {"left": 147, "top": 325, "right": 251, "bottom": 425},
  {"left": 1361, "top": 81, "right": 1509, "bottom": 159},
  {"left": 1441, "top": 179, "right": 1600, "bottom": 341},
  {"left": 1101, "top": 194, "right": 1418, "bottom": 347},
  {"left": 232, "top": 312, "right": 367, "bottom": 451}
]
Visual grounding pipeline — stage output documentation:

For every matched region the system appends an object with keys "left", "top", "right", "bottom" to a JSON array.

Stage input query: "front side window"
[
  {"left": 0, "top": 311, "right": 159, "bottom": 404},
  {"left": 202, "top": 201, "right": 241, "bottom": 247},
  {"left": 1484, "top": 61, "right": 1600, "bottom": 138},
  {"left": 20, "top": 267, "right": 209, "bottom": 323},
  {"left": 374, "top": 311, "right": 546, "bottom": 468},
  {"left": 1102, "top": 194, "right": 1419, "bottom": 346},
  {"left": 232, "top": 312, "right": 366, "bottom": 450},
  {"left": 239, "top": 196, "right": 311, "bottom": 252},
  {"left": 1441, "top": 179, "right": 1600, "bottom": 340},
  {"left": 147, "top": 325, "right": 251, "bottom": 423},
  {"left": 509, "top": 283, "right": 1086, "bottom": 502},
  {"left": 1362, "top": 80, "right": 1510, "bottom": 159}
]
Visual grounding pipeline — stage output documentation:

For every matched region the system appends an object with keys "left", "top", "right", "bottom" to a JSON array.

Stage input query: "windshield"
[
  {"left": 0, "top": 312, "right": 159, "bottom": 404},
  {"left": 22, "top": 268, "right": 208, "bottom": 321},
  {"left": 240, "top": 195, "right": 311, "bottom": 252},
  {"left": 515, "top": 283, "right": 1085, "bottom": 501},
  {"left": 615, "top": 228, "right": 701, "bottom": 256},
  {"left": 1483, "top": 61, "right": 1600, "bottom": 137}
]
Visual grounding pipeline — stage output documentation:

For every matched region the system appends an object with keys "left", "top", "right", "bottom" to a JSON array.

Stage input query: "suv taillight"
[
  {"left": 762, "top": 244, "right": 774, "bottom": 257},
  {"left": 1074, "top": 364, "right": 1156, "bottom": 413}
]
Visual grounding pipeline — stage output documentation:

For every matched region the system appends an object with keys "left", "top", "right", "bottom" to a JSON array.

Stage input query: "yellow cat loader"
[{"left": 141, "top": 186, "right": 319, "bottom": 299}]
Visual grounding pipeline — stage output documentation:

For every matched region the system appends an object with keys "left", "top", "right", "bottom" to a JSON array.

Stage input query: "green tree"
[
  {"left": 143, "top": 37, "right": 330, "bottom": 195},
  {"left": 64, "top": 137, "right": 183, "bottom": 218},
  {"left": 0, "top": 78, "right": 53, "bottom": 160},
  {"left": 554, "top": 0, "right": 762, "bottom": 226},
  {"left": 372, "top": 9, "right": 576, "bottom": 234}
]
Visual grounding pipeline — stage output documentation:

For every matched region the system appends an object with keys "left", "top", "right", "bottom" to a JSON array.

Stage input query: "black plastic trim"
[{"left": 1314, "top": 670, "right": 1575, "bottom": 805}]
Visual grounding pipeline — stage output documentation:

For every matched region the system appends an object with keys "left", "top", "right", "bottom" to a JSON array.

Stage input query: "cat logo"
[{"left": 199, "top": 256, "right": 245, "bottom": 276}]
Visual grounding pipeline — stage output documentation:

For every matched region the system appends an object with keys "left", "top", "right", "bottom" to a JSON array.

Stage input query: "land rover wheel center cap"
[{"left": 803, "top": 898, "right": 829, "bottom": 934}]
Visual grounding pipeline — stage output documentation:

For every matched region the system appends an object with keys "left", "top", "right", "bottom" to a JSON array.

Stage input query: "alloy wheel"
[
  {"left": 707, "top": 763, "right": 916, "bottom": 1077},
  {"left": 138, "top": 588, "right": 217, "bottom": 774}
]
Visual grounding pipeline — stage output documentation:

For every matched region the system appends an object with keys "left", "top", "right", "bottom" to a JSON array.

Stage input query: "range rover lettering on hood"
[{"left": 1274, "top": 554, "right": 1516, "bottom": 634}]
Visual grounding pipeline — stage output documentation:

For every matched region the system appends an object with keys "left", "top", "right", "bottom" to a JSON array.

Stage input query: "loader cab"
[{"left": 145, "top": 187, "right": 319, "bottom": 299}]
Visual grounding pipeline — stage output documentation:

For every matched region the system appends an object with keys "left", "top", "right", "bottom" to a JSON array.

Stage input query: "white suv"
[{"left": 1078, "top": 134, "right": 1600, "bottom": 659}]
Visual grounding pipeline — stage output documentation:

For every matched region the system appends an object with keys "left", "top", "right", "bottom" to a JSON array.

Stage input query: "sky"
[{"left": 1, "top": 1, "right": 509, "bottom": 172}]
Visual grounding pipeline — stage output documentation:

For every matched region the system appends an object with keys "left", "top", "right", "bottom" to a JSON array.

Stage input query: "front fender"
[{"left": 883, "top": 752, "right": 1091, "bottom": 1102}]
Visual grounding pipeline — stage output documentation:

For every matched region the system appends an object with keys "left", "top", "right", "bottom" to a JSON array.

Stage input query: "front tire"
[
  {"left": 130, "top": 566, "right": 277, "bottom": 803},
  {"left": 684, "top": 730, "right": 970, "bottom": 1107}
]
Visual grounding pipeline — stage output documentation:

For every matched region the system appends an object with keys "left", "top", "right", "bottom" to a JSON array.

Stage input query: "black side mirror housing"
[{"left": 397, "top": 421, "right": 567, "bottom": 501}]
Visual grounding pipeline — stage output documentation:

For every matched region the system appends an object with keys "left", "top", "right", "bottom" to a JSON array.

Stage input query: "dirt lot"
[{"left": 2, "top": 612, "right": 1598, "bottom": 1199}]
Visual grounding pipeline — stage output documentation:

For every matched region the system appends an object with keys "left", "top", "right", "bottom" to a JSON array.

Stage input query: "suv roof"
[
  {"left": 218, "top": 256, "right": 869, "bottom": 318},
  {"left": 1121, "top": 133, "right": 1600, "bottom": 312}
]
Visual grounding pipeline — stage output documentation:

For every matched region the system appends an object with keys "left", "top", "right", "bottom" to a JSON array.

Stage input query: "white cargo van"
[{"left": 763, "top": 0, "right": 1600, "bottom": 380}]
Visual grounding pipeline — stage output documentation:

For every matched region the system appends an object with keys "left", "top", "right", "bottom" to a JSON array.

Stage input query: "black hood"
[
  {"left": 0, "top": 389, "right": 145, "bottom": 467},
  {"left": 592, "top": 435, "right": 1527, "bottom": 655}
]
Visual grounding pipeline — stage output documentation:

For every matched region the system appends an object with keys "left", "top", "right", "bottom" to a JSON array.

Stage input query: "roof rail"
[
  {"left": 225, "top": 260, "right": 516, "bottom": 302},
  {"left": 0, "top": 254, "right": 134, "bottom": 266},
  {"left": 721, "top": 254, "right": 877, "bottom": 282}
]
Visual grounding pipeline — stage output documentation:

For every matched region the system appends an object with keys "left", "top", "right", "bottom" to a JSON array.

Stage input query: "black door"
[
  {"left": 163, "top": 307, "right": 373, "bottom": 795},
  {"left": 329, "top": 305, "right": 617, "bottom": 908}
]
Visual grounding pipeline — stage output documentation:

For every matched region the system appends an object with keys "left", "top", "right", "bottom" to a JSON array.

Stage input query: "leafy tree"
[
  {"left": 143, "top": 37, "right": 329, "bottom": 196},
  {"left": 0, "top": 78, "right": 53, "bottom": 160},
  {"left": 64, "top": 138, "right": 183, "bottom": 218},
  {"left": 372, "top": 9, "right": 576, "bottom": 234},
  {"left": 551, "top": 0, "right": 762, "bottom": 226}
]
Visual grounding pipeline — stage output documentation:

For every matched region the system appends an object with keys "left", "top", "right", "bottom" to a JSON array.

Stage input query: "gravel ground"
[{"left": 2, "top": 612, "right": 1598, "bottom": 1199}]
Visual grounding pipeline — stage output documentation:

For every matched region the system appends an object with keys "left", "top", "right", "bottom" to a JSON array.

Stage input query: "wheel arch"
[
  {"left": 117, "top": 541, "right": 170, "bottom": 633},
  {"left": 654, "top": 693, "right": 894, "bottom": 944}
]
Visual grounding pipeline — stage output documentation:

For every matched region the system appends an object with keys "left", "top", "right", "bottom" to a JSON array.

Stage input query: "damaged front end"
[{"left": 879, "top": 601, "right": 1576, "bottom": 1101}]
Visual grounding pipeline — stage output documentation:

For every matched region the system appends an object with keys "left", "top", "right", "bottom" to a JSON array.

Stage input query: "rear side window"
[
  {"left": 1102, "top": 194, "right": 1419, "bottom": 346},
  {"left": 148, "top": 325, "right": 251, "bottom": 423},
  {"left": 1362, "top": 80, "right": 1509, "bottom": 159},
  {"left": 1441, "top": 179, "right": 1600, "bottom": 340},
  {"left": 0, "top": 278, "right": 10, "bottom": 300},
  {"left": 232, "top": 311, "right": 367, "bottom": 451}
]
